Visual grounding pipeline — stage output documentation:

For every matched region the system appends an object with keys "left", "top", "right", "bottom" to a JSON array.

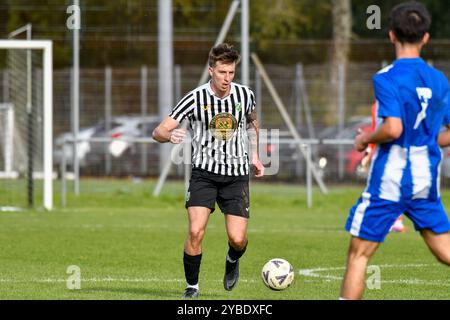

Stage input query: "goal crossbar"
[{"left": 0, "top": 40, "right": 53, "bottom": 210}]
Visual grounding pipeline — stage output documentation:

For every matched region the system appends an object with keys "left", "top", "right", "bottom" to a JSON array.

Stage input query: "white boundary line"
[
  {"left": 0, "top": 264, "right": 448, "bottom": 287},
  {"left": 299, "top": 264, "right": 450, "bottom": 286},
  {"left": 0, "top": 278, "right": 259, "bottom": 284},
  {"left": 0, "top": 278, "right": 185, "bottom": 283}
]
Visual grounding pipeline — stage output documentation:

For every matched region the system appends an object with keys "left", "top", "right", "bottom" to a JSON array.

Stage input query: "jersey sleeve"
[
  {"left": 373, "top": 75, "right": 402, "bottom": 119},
  {"left": 246, "top": 89, "right": 256, "bottom": 115},
  {"left": 169, "top": 92, "right": 196, "bottom": 123}
]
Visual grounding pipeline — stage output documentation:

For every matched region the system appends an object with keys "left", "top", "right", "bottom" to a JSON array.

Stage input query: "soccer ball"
[{"left": 261, "top": 258, "right": 294, "bottom": 291}]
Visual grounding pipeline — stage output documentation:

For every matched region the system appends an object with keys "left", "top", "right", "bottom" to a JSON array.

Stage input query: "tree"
[
  {"left": 329, "top": 0, "right": 352, "bottom": 125},
  {"left": 352, "top": 0, "right": 450, "bottom": 39},
  {"left": 1, "top": 0, "right": 449, "bottom": 67}
]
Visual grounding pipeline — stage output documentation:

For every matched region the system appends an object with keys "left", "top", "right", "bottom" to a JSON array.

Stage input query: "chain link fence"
[{"left": 1, "top": 58, "right": 450, "bottom": 191}]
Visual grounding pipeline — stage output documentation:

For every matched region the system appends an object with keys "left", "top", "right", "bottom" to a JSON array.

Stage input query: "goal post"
[
  {"left": 0, "top": 103, "right": 17, "bottom": 178},
  {"left": 0, "top": 40, "right": 53, "bottom": 210}
]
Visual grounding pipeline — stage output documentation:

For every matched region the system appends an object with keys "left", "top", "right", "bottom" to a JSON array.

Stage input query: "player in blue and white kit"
[{"left": 340, "top": 1, "right": 450, "bottom": 300}]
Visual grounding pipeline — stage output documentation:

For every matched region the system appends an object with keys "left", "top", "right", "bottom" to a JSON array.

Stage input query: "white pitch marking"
[
  {"left": 299, "top": 264, "right": 450, "bottom": 286},
  {"left": 0, "top": 278, "right": 259, "bottom": 284}
]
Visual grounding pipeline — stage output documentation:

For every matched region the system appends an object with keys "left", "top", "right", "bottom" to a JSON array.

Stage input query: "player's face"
[{"left": 209, "top": 61, "right": 236, "bottom": 96}]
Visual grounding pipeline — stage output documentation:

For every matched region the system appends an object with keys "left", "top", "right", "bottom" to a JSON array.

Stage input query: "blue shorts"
[{"left": 345, "top": 192, "right": 450, "bottom": 242}]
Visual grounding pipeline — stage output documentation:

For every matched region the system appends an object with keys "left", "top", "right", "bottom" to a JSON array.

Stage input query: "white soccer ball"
[{"left": 261, "top": 258, "right": 295, "bottom": 291}]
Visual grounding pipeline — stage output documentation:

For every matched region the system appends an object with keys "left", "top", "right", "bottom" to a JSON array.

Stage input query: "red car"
[{"left": 317, "top": 117, "right": 373, "bottom": 179}]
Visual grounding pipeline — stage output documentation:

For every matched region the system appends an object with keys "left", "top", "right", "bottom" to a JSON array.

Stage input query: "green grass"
[{"left": 0, "top": 179, "right": 449, "bottom": 300}]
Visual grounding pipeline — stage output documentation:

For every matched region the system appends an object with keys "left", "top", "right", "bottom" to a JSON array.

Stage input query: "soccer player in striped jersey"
[
  {"left": 153, "top": 43, "right": 264, "bottom": 299},
  {"left": 340, "top": 1, "right": 450, "bottom": 300}
]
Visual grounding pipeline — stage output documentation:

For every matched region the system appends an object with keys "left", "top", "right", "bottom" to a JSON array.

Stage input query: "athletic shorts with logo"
[{"left": 186, "top": 168, "right": 250, "bottom": 218}]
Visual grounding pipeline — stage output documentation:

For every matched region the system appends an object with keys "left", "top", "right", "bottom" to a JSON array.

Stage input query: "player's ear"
[
  {"left": 389, "top": 31, "right": 396, "bottom": 44},
  {"left": 208, "top": 66, "right": 214, "bottom": 77},
  {"left": 422, "top": 32, "right": 430, "bottom": 45}
]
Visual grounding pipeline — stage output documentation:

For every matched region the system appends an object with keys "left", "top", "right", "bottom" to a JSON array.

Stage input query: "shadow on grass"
[{"left": 85, "top": 286, "right": 221, "bottom": 299}]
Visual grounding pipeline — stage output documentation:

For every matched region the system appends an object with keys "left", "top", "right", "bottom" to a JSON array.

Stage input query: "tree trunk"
[{"left": 329, "top": 0, "right": 352, "bottom": 126}]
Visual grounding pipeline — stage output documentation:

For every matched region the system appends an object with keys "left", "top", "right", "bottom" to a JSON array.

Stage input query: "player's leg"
[
  {"left": 421, "top": 230, "right": 450, "bottom": 266},
  {"left": 182, "top": 168, "right": 217, "bottom": 298},
  {"left": 225, "top": 214, "right": 248, "bottom": 251},
  {"left": 182, "top": 206, "right": 211, "bottom": 298},
  {"left": 223, "top": 214, "right": 248, "bottom": 291},
  {"left": 218, "top": 174, "right": 250, "bottom": 291},
  {"left": 185, "top": 206, "right": 212, "bottom": 255},
  {"left": 406, "top": 199, "right": 450, "bottom": 266},
  {"left": 340, "top": 236, "right": 379, "bottom": 300},
  {"left": 225, "top": 214, "right": 249, "bottom": 263},
  {"left": 342, "top": 194, "right": 402, "bottom": 299}
]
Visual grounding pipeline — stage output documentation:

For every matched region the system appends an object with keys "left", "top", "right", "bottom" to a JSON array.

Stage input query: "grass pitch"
[{"left": 0, "top": 179, "right": 449, "bottom": 300}]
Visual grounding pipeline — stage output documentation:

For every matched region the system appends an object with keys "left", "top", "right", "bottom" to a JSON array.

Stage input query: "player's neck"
[
  {"left": 210, "top": 81, "right": 231, "bottom": 99},
  {"left": 395, "top": 42, "right": 422, "bottom": 59}
]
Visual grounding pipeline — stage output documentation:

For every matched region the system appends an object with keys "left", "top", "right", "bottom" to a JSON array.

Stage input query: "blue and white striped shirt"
[{"left": 366, "top": 58, "right": 450, "bottom": 202}]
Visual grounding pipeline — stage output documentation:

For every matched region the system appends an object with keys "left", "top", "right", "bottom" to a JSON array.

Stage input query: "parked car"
[
  {"left": 317, "top": 120, "right": 450, "bottom": 180},
  {"left": 54, "top": 115, "right": 161, "bottom": 176},
  {"left": 263, "top": 128, "right": 317, "bottom": 179},
  {"left": 53, "top": 126, "right": 97, "bottom": 167},
  {"left": 316, "top": 117, "right": 373, "bottom": 179}
]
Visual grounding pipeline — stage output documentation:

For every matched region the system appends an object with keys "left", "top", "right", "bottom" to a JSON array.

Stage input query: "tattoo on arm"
[
  {"left": 246, "top": 109, "right": 257, "bottom": 123},
  {"left": 246, "top": 110, "right": 260, "bottom": 158}
]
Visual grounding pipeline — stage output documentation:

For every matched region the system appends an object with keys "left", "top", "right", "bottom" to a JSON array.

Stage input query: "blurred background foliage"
[{"left": 0, "top": 0, "right": 448, "bottom": 67}]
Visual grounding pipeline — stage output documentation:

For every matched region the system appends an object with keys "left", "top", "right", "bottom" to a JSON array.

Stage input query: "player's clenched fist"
[
  {"left": 169, "top": 128, "right": 187, "bottom": 144},
  {"left": 354, "top": 128, "right": 370, "bottom": 152}
]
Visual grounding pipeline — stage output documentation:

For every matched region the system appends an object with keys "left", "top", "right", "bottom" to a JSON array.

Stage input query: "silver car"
[{"left": 54, "top": 115, "right": 160, "bottom": 175}]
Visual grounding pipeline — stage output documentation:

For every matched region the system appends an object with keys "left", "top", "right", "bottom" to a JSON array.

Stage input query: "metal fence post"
[
  {"left": 140, "top": 65, "right": 148, "bottom": 175},
  {"left": 337, "top": 63, "right": 346, "bottom": 180},
  {"left": 306, "top": 143, "right": 312, "bottom": 208},
  {"left": 255, "top": 68, "right": 262, "bottom": 126},
  {"left": 105, "top": 66, "right": 112, "bottom": 175},
  {"left": 61, "top": 140, "right": 67, "bottom": 207}
]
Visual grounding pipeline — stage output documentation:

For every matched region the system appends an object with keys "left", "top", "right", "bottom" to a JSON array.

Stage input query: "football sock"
[
  {"left": 187, "top": 284, "right": 199, "bottom": 290},
  {"left": 183, "top": 252, "right": 202, "bottom": 287},
  {"left": 227, "top": 241, "right": 247, "bottom": 262}
]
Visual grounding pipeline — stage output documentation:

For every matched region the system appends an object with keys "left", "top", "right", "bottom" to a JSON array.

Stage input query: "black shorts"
[{"left": 186, "top": 168, "right": 250, "bottom": 218}]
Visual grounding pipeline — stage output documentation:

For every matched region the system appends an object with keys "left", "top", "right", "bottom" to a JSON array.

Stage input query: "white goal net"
[{"left": 0, "top": 40, "right": 53, "bottom": 210}]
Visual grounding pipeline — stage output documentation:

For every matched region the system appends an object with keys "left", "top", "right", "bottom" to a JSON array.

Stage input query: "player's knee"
[
  {"left": 188, "top": 228, "right": 206, "bottom": 243},
  {"left": 229, "top": 236, "right": 247, "bottom": 250},
  {"left": 348, "top": 247, "right": 372, "bottom": 262},
  {"left": 435, "top": 253, "right": 450, "bottom": 266}
]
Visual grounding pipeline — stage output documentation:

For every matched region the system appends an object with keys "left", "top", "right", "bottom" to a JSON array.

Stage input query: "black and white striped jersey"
[{"left": 169, "top": 81, "right": 256, "bottom": 176}]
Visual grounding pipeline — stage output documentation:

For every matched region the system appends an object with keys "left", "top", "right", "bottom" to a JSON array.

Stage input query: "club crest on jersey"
[
  {"left": 236, "top": 103, "right": 242, "bottom": 112},
  {"left": 202, "top": 105, "right": 210, "bottom": 111},
  {"left": 209, "top": 112, "right": 238, "bottom": 141}
]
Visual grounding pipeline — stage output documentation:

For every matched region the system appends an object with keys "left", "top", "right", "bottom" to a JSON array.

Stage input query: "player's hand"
[
  {"left": 354, "top": 128, "right": 370, "bottom": 152},
  {"left": 360, "top": 146, "right": 372, "bottom": 173},
  {"left": 169, "top": 128, "right": 187, "bottom": 144},
  {"left": 252, "top": 156, "right": 265, "bottom": 178}
]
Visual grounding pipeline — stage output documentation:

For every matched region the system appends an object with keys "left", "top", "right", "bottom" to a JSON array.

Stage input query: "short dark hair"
[
  {"left": 208, "top": 43, "right": 240, "bottom": 67},
  {"left": 390, "top": 1, "right": 431, "bottom": 44}
]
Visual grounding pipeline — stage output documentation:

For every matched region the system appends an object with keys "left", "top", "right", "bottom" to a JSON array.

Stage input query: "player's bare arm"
[
  {"left": 152, "top": 116, "right": 187, "bottom": 144},
  {"left": 354, "top": 117, "right": 403, "bottom": 152},
  {"left": 246, "top": 109, "right": 264, "bottom": 177},
  {"left": 438, "top": 124, "right": 450, "bottom": 147}
]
